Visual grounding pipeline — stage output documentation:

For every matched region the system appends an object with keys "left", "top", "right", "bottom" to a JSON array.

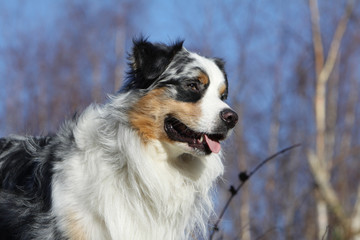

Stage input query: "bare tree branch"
[
  {"left": 209, "top": 144, "right": 301, "bottom": 240},
  {"left": 308, "top": 0, "right": 357, "bottom": 238},
  {"left": 309, "top": 0, "right": 324, "bottom": 78},
  {"left": 308, "top": 150, "right": 350, "bottom": 231}
]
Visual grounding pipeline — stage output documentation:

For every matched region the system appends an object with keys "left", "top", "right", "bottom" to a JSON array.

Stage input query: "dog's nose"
[{"left": 220, "top": 109, "right": 238, "bottom": 129}]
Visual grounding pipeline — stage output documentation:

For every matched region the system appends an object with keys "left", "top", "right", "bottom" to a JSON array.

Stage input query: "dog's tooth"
[{"left": 199, "top": 135, "right": 203, "bottom": 142}]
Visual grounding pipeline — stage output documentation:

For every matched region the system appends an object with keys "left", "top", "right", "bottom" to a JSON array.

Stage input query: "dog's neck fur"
[{"left": 51, "top": 95, "right": 224, "bottom": 240}]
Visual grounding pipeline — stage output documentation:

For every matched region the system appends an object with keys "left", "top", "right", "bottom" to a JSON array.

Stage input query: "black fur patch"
[
  {"left": 158, "top": 72, "right": 209, "bottom": 103},
  {"left": 0, "top": 191, "right": 59, "bottom": 240},
  {"left": 0, "top": 137, "right": 56, "bottom": 239},
  {"left": 121, "top": 37, "right": 184, "bottom": 92},
  {"left": 0, "top": 119, "right": 77, "bottom": 239},
  {"left": 213, "top": 58, "right": 228, "bottom": 100},
  {"left": 0, "top": 137, "right": 54, "bottom": 208}
]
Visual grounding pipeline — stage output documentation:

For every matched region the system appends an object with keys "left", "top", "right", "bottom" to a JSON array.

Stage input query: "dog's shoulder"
[
  {"left": 0, "top": 136, "right": 53, "bottom": 192},
  {"left": 0, "top": 136, "right": 61, "bottom": 239}
]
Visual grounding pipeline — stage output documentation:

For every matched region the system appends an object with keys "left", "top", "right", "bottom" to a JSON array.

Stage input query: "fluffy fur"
[{"left": 0, "top": 38, "right": 238, "bottom": 240}]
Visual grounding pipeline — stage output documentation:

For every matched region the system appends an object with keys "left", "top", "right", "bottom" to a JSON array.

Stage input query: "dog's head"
[{"left": 124, "top": 38, "right": 238, "bottom": 157}]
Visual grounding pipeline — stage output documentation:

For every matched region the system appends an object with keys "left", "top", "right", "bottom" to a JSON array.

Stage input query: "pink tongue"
[{"left": 204, "top": 134, "right": 221, "bottom": 153}]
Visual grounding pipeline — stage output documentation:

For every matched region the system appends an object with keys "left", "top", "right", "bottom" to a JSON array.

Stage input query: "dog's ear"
[
  {"left": 131, "top": 37, "right": 183, "bottom": 80},
  {"left": 122, "top": 37, "right": 183, "bottom": 91}
]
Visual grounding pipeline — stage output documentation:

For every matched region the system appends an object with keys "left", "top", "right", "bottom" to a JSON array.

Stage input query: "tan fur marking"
[
  {"left": 129, "top": 88, "right": 202, "bottom": 143},
  {"left": 219, "top": 84, "right": 226, "bottom": 97},
  {"left": 65, "top": 212, "right": 87, "bottom": 240},
  {"left": 197, "top": 72, "right": 209, "bottom": 85}
]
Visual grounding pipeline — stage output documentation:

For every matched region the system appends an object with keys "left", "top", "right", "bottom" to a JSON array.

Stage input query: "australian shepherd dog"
[{"left": 0, "top": 38, "right": 238, "bottom": 240}]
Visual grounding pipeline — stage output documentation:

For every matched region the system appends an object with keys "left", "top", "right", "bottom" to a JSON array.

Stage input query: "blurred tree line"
[{"left": 1, "top": 0, "right": 360, "bottom": 239}]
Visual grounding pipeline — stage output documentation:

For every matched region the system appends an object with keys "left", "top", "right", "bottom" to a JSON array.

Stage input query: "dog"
[{"left": 0, "top": 38, "right": 238, "bottom": 240}]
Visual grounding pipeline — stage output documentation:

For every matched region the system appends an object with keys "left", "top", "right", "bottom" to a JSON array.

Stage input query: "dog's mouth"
[{"left": 164, "top": 117, "right": 225, "bottom": 154}]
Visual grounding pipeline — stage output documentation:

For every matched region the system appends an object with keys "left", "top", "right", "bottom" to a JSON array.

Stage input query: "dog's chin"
[{"left": 164, "top": 116, "right": 226, "bottom": 156}]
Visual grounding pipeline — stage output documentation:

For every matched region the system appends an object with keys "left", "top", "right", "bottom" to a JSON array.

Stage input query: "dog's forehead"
[
  {"left": 188, "top": 52, "right": 226, "bottom": 86},
  {"left": 166, "top": 50, "right": 226, "bottom": 85}
]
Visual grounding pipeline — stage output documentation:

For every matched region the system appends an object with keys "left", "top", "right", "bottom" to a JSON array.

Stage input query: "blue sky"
[{"left": 0, "top": 0, "right": 298, "bottom": 61}]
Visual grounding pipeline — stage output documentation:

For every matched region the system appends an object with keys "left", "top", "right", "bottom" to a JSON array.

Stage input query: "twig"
[
  {"left": 209, "top": 143, "right": 301, "bottom": 240},
  {"left": 321, "top": 225, "right": 330, "bottom": 240}
]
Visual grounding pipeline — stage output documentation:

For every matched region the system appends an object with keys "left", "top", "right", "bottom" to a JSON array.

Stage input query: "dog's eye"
[
  {"left": 220, "top": 93, "right": 228, "bottom": 101},
  {"left": 187, "top": 82, "right": 199, "bottom": 92}
]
